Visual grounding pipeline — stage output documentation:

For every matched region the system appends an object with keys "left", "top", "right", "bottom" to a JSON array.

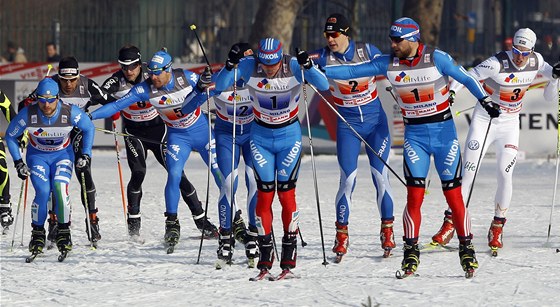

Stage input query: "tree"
[
  {"left": 402, "top": 0, "right": 444, "bottom": 46},
  {"left": 249, "top": 0, "right": 304, "bottom": 53}
]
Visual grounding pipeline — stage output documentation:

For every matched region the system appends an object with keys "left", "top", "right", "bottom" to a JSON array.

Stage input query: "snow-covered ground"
[{"left": 2, "top": 149, "right": 560, "bottom": 306}]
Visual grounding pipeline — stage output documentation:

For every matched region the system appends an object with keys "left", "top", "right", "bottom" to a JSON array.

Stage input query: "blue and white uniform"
[
  {"left": 310, "top": 41, "right": 394, "bottom": 227},
  {"left": 91, "top": 67, "right": 225, "bottom": 218},
  {"left": 6, "top": 97, "right": 94, "bottom": 227}
]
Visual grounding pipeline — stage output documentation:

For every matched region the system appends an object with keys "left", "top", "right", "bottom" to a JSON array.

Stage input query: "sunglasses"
[
  {"left": 147, "top": 62, "right": 172, "bottom": 76},
  {"left": 121, "top": 62, "right": 140, "bottom": 71},
  {"left": 37, "top": 95, "right": 58, "bottom": 103},
  {"left": 389, "top": 36, "right": 404, "bottom": 43},
  {"left": 324, "top": 32, "right": 343, "bottom": 39},
  {"left": 512, "top": 46, "right": 532, "bottom": 57}
]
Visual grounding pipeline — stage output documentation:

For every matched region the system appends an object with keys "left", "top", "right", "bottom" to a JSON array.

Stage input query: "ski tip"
[{"left": 465, "top": 270, "right": 475, "bottom": 278}]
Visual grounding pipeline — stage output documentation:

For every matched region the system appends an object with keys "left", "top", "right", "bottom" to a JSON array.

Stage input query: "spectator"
[
  {"left": 2, "top": 41, "right": 27, "bottom": 63},
  {"left": 46, "top": 42, "right": 62, "bottom": 62}
]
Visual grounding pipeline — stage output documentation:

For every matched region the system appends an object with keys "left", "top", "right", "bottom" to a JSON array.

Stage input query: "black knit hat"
[
  {"left": 58, "top": 56, "right": 79, "bottom": 79},
  {"left": 118, "top": 45, "right": 141, "bottom": 65},
  {"left": 324, "top": 13, "right": 351, "bottom": 36}
]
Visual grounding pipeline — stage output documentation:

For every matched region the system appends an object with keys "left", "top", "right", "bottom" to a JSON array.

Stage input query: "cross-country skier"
[
  {"left": 324, "top": 17, "right": 499, "bottom": 278},
  {"left": 308, "top": 13, "right": 395, "bottom": 261},
  {"left": 98, "top": 45, "right": 218, "bottom": 239},
  {"left": 6, "top": 77, "right": 95, "bottom": 260},
  {"left": 431, "top": 28, "right": 560, "bottom": 256},
  {"left": 214, "top": 38, "right": 329, "bottom": 279}
]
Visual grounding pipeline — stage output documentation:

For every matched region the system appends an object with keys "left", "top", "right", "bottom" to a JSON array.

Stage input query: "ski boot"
[
  {"left": 233, "top": 210, "right": 248, "bottom": 245},
  {"left": 85, "top": 210, "right": 101, "bottom": 244},
  {"left": 215, "top": 228, "right": 235, "bottom": 269},
  {"left": 193, "top": 212, "right": 218, "bottom": 239},
  {"left": 396, "top": 241, "right": 420, "bottom": 279},
  {"left": 459, "top": 240, "right": 479, "bottom": 278},
  {"left": 0, "top": 202, "right": 14, "bottom": 232},
  {"left": 280, "top": 232, "right": 298, "bottom": 270},
  {"left": 431, "top": 210, "right": 455, "bottom": 246},
  {"left": 164, "top": 214, "right": 180, "bottom": 253},
  {"left": 127, "top": 215, "right": 141, "bottom": 236},
  {"left": 251, "top": 234, "right": 274, "bottom": 281},
  {"left": 28, "top": 225, "right": 46, "bottom": 253},
  {"left": 245, "top": 225, "right": 259, "bottom": 268},
  {"left": 56, "top": 224, "right": 73, "bottom": 252},
  {"left": 332, "top": 222, "right": 349, "bottom": 263},
  {"left": 47, "top": 212, "right": 58, "bottom": 245},
  {"left": 380, "top": 218, "right": 396, "bottom": 257},
  {"left": 488, "top": 217, "right": 506, "bottom": 256}
]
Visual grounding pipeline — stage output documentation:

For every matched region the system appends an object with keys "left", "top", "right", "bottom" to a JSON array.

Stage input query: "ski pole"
[
  {"left": 9, "top": 179, "right": 25, "bottom": 252},
  {"left": 81, "top": 172, "right": 95, "bottom": 249},
  {"left": 111, "top": 120, "right": 128, "bottom": 230},
  {"left": 547, "top": 79, "right": 560, "bottom": 243},
  {"left": 299, "top": 57, "right": 327, "bottom": 265},
  {"left": 455, "top": 106, "right": 475, "bottom": 116},
  {"left": 19, "top": 177, "right": 28, "bottom": 246},
  {"left": 310, "top": 84, "right": 406, "bottom": 186},
  {"left": 465, "top": 119, "right": 493, "bottom": 208},
  {"left": 227, "top": 66, "right": 238, "bottom": 254}
]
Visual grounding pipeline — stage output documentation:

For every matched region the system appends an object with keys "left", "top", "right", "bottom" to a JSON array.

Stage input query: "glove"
[
  {"left": 111, "top": 112, "right": 120, "bottom": 121},
  {"left": 196, "top": 66, "right": 213, "bottom": 92},
  {"left": 14, "top": 159, "right": 30, "bottom": 180},
  {"left": 76, "top": 154, "right": 91, "bottom": 170},
  {"left": 552, "top": 61, "right": 560, "bottom": 79},
  {"left": 479, "top": 96, "right": 500, "bottom": 118},
  {"left": 225, "top": 43, "right": 251, "bottom": 71},
  {"left": 296, "top": 49, "right": 312, "bottom": 69},
  {"left": 448, "top": 90, "right": 456, "bottom": 106}
]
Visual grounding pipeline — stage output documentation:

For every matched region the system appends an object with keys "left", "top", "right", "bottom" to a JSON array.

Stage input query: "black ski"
[
  {"left": 490, "top": 246, "right": 498, "bottom": 257},
  {"left": 58, "top": 251, "right": 69, "bottom": 262},
  {"left": 25, "top": 251, "right": 41, "bottom": 263},
  {"left": 166, "top": 244, "right": 175, "bottom": 254}
]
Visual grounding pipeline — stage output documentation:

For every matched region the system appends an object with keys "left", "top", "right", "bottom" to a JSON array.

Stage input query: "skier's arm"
[
  {"left": 434, "top": 50, "right": 487, "bottom": 100},
  {"left": 71, "top": 106, "right": 95, "bottom": 156},
  {"left": 90, "top": 84, "right": 148, "bottom": 120},
  {"left": 215, "top": 57, "right": 254, "bottom": 92},
  {"left": 449, "top": 56, "right": 499, "bottom": 93},
  {"left": 289, "top": 56, "right": 330, "bottom": 91},
  {"left": 5, "top": 109, "right": 28, "bottom": 161},
  {"left": 324, "top": 55, "right": 389, "bottom": 80}
]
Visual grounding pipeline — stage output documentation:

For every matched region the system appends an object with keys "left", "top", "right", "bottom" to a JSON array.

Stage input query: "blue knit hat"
[
  {"left": 36, "top": 78, "right": 59, "bottom": 97},
  {"left": 147, "top": 49, "right": 172, "bottom": 75},
  {"left": 257, "top": 38, "right": 283, "bottom": 65},
  {"left": 390, "top": 17, "right": 420, "bottom": 42}
]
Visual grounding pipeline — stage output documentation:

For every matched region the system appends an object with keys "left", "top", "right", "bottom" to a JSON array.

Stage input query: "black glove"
[
  {"left": 296, "top": 49, "right": 312, "bottom": 69},
  {"left": 76, "top": 154, "right": 91, "bottom": 170},
  {"left": 448, "top": 90, "right": 456, "bottom": 106},
  {"left": 552, "top": 61, "right": 560, "bottom": 79},
  {"left": 196, "top": 66, "right": 213, "bottom": 92},
  {"left": 225, "top": 43, "right": 251, "bottom": 71},
  {"left": 14, "top": 159, "right": 30, "bottom": 180},
  {"left": 479, "top": 96, "right": 500, "bottom": 118}
]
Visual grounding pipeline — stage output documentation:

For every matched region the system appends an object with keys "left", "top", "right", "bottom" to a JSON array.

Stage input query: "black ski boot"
[
  {"left": 85, "top": 210, "right": 101, "bottom": 243},
  {"left": 233, "top": 210, "right": 248, "bottom": 245},
  {"left": 164, "top": 214, "right": 180, "bottom": 245},
  {"left": 56, "top": 224, "right": 73, "bottom": 252},
  {"left": 127, "top": 215, "right": 141, "bottom": 236},
  {"left": 193, "top": 213, "right": 218, "bottom": 238},
  {"left": 257, "top": 234, "right": 274, "bottom": 271},
  {"left": 215, "top": 228, "right": 235, "bottom": 268},
  {"left": 245, "top": 225, "right": 259, "bottom": 267},
  {"left": 0, "top": 202, "right": 14, "bottom": 230},
  {"left": 280, "top": 232, "right": 298, "bottom": 270},
  {"left": 400, "top": 241, "right": 420, "bottom": 276},
  {"left": 459, "top": 240, "right": 479, "bottom": 278},
  {"left": 28, "top": 225, "right": 46, "bottom": 253},
  {"left": 47, "top": 212, "right": 58, "bottom": 244}
]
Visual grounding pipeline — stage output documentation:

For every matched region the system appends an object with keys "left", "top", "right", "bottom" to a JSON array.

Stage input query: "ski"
[
  {"left": 490, "top": 246, "right": 499, "bottom": 257},
  {"left": 269, "top": 269, "right": 298, "bottom": 281},
  {"left": 383, "top": 248, "right": 392, "bottom": 258},
  {"left": 215, "top": 259, "right": 232, "bottom": 270},
  {"left": 334, "top": 253, "right": 344, "bottom": 263},
  {"left": 25, "top": 251, "right": 42, "bottom": 263},
  {"left": 395, "top": 269, "right": 418, "bottom": 279},
  {"left": 249, "top": 269, "right": 273, "bottom": 281},
  {"left": 421, "top": 241, "right": 458, "bottom": 252},
  {"left": 58, "top": 251, "right": 69, "bottom": 262},
  {"left": 2, "top": 226, "right": 8, "bottom": 235},
  {"left": 166, "top": 244, "right": 175, "bottom": 254}
]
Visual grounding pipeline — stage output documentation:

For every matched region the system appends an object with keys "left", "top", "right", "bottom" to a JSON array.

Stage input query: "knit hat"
[
  {"left": 389, "top": 17, "right": 420, "bottom": 42},
  {"left": 118, "top": 45, "right": 141, "bottom": 65},
  {"left": 324, "top": 13, "right": 351, "bottom": 36},
  {"left": 513, "top": 28, "right": 537, "bottom": 49},
  {"left": 36, "top": 78, "right": 59, "bottom": 97},
  {"left": 257, "top": 38, "right": 283, "bottom": 65},
  {"left": 58, "top": 56, "right": 80, "bottom": 79},
  {"left": 147, "top": 49, "right": 173, "bottom": 75}
]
